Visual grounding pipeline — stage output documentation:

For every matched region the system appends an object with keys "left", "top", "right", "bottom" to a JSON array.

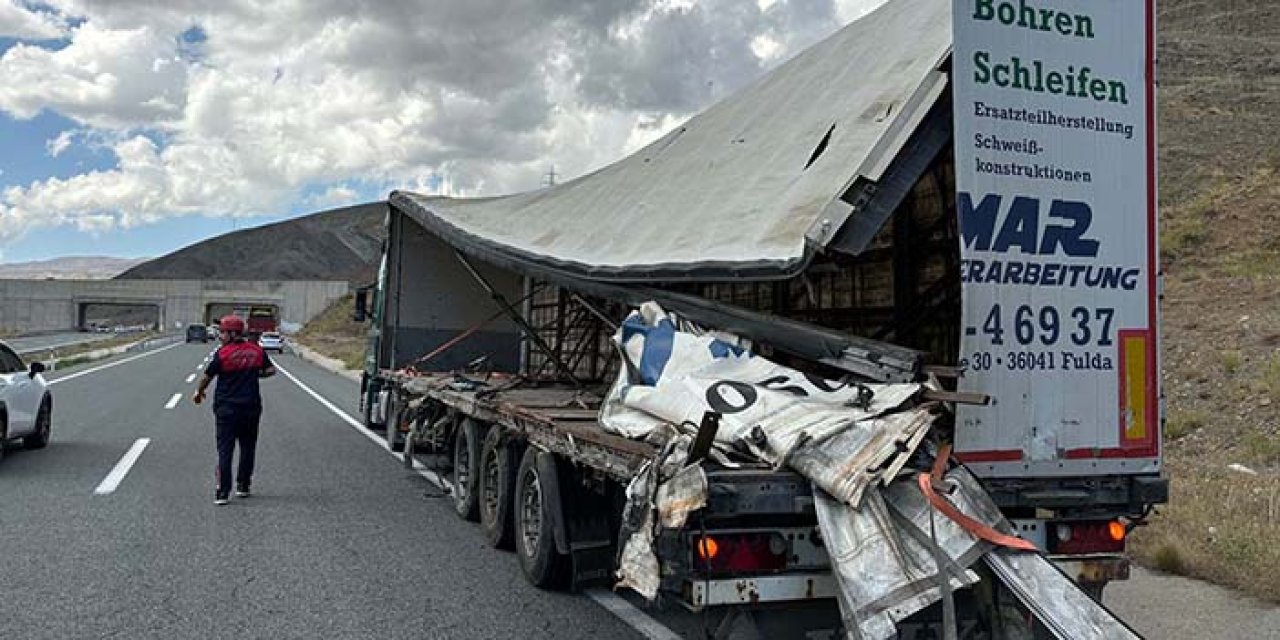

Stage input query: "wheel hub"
[{"left": 520, "top": 468, "right": 543, "bottom": 557}]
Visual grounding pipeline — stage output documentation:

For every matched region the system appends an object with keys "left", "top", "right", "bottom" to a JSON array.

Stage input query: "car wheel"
[
  {"left": 514, "top": 447, "right": 571, "bottom": 589},
  {"left": 451, "top": 418, "right": 484, "bottom": 521},
  {"left": 24, "top": 400, "right": 50, "bottom": 449}
]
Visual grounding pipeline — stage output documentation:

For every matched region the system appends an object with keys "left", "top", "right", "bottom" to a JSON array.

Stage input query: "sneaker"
[
  {"left": 235, "top": 484, "right": 250, "bottom": 498},
  {"left": 215, "top": 493, "right": 230, "bottom": 506}
]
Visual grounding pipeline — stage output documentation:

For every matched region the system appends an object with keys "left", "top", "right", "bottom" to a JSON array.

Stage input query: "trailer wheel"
[
  {"left": 514, "top": 447, "right": 570, "bottom": 589},
  {"left": 362, "top": 395, "right": 381, "bottom": 430},
  {"left": 479, "top": 428, "right": 522, "bottom": 550},
  {"left": 451, "top": 418, "right": 484, "bottom": 521},
  {"left": 387, "top": 401, "right": 406, "bottom": 453}
]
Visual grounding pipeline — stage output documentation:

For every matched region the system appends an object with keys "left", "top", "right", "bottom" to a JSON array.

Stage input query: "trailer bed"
[{"left": 387, "top": 371, "right": 654, "bottom": 480}]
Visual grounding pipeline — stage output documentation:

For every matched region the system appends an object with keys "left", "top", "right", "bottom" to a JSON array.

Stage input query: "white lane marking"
[
  {"left": 48, "top": 342, "right": 183, "bottom": 386},
  {"left": 164, "top": 393, "right": 182, "bottom": 409},
  {"left": 274, "top": 361, "right": 684, "bottom": 640},
  {"left": 94, "top": 438, "right": 151, "bottom": 495},
  {"left": 585, "top": 590, "right": 683, "bottom": 640},
  {"left": 273, "top": 363, "right": 449, "bottom": 491},
  {"left": 185, "top": 373, "right": 196, "bottom": 384}
]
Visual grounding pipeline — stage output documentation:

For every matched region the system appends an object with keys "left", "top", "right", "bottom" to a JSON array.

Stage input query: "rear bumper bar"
[
  {"left": 1049, "top": 552, "right": 1130, "bottom": 585},
  {"left": 679, "top": 573, "right": 837, "bottom": 609}
]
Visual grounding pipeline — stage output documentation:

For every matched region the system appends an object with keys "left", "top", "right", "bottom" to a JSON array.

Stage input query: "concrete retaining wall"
[{"left": 0, "top": 279, "right": 350, "bottom": 333}]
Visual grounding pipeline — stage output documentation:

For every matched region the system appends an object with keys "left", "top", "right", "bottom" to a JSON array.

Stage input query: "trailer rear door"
[{"left": 951, "top": 2, "right": 1160, "bottom": 478}]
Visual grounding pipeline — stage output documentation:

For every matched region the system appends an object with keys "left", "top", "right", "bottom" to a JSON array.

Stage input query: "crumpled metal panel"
[
  {"left": 985, "top": 549, "right": 1141, "bottom": 640},
  {"left": 782, "top": 406, "right": 935, "bottom": 508},
  {"left": 815, "top": 468, "right": 1002, "bottom": 640}
]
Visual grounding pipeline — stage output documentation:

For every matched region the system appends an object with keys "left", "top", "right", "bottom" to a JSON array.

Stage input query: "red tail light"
[
  {"left": 1051, "top": 520, "right": 1127, "bottom": 555},
  {"left": 692, "top": 533, "right": 789, "bottom": 575}
]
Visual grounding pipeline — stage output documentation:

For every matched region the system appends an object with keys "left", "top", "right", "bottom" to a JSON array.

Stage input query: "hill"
[
  {"left": 1129, "top": 0, "right": 1280, "bottom": 602},
  {"left": 117, "top": 202, "right": 386, "bottom": 283},
  {"left": 0, "top": 256, "right": 148, "bottom": 279}
]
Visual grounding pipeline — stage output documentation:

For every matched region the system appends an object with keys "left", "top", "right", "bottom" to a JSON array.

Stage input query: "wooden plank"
[
  {"left": 529, "top": 408, "right": 601, "bottom": 421},
  {"left": 921, "top": 388, "right": 990, "bottom": 405},
  {"left": 388, "top": 374, "right": 653, "bottom": 480}
]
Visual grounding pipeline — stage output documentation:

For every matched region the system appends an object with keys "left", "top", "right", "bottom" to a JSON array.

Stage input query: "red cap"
[{"left": 220, "top": 315, "right": 246, "bottom": 333}]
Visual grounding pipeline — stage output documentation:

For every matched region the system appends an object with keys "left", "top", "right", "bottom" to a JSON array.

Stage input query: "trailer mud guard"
[{"left": 535, "top": 450, "right": 571, "bottom": 556}]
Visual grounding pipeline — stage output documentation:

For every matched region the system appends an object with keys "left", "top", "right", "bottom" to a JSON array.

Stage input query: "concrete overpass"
[{"left": 0, "top": 279, "right": 351, "bottom": 333}]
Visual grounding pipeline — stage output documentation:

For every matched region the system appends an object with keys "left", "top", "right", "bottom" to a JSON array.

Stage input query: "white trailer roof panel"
[{"left": 393, "top": 0, "right": 950, "bottom": 282}]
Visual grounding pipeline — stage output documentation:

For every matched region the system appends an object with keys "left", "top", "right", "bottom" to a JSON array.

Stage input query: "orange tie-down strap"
[{"left": 918, "top": 445, "right": 1038, "bottom": 552}]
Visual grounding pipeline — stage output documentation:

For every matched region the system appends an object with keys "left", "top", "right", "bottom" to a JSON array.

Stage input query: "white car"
[
  {"left": 0, "top": 341, "right": 52, "bottom": 461},
  {"left": 259, "top": 332, "right": 285, "bottom": 353}
]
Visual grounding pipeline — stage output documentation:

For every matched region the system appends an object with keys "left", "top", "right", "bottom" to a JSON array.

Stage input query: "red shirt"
[{"left": 205, "top": 340, "right": 273, "bottom": 407}]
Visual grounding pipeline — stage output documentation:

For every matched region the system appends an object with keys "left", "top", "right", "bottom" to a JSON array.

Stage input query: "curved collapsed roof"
[{"left": 392, "top": 0, "right": 951, "bottom": 283}]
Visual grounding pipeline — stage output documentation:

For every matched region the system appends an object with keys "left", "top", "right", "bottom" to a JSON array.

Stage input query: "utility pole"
[{"left": 544, "top": 165, "right": 558, "bottom": 188}]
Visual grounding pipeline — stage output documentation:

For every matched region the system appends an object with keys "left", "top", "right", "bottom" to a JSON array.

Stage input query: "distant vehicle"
[
  {"left": 185, "top": 324, "right": 209, "bottom": 343},
  {"left": 0, "top": 341, "right": 52, "bottom": 462},
  {"left": 258, "top": 332, "right": 284, "bottom": 353},
  {"left": 248, "top": 307, "right": 278, "bottom": 334}
]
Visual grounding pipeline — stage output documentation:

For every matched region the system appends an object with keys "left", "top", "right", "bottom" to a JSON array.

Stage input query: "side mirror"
[
  {"left": 353, "top": 289, "right": 369, "bottom": 322},
  {"left": 29, "top": 361, "right": 46, "bottom": 377}
]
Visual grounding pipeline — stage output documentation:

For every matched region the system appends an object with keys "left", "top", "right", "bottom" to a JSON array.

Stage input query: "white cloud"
[
  {"left": 0, "top": 22, "right": 186, "bottom": 128},
  {"left": 0, "top": 0, "right": 866, "bottom": 243},
  {"left": 46, "top": 130, "right": 74, "bottom": 157},
  {"left": 0, "top": 1, "right": 66, "bottom": 40},
  {"left": 309, "top": 184, "right": 359, "bottom": 209}
]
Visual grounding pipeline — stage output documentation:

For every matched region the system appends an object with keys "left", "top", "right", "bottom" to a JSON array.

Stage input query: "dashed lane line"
[{"left": 94, "top": 438, "right": 151, "bottom": 495}]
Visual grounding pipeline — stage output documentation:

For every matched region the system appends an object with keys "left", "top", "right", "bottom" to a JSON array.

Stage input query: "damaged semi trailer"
[{"left": 357, "top": 0, "right": 1162, "bottom": 637}]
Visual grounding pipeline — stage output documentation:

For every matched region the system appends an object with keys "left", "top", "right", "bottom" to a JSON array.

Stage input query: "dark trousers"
[{"left": 214, "top": 403, "right": 261, "bottom": 495}]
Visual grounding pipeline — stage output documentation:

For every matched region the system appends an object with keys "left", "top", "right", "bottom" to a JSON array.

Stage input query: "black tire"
[
  {"left": 387, "top": 399, "right": 406, "bottom": 453},
  {"left": 365, "top": 390, "right": 385, "bottom": 431},
  {"left": 479, "top": 428, "right": 522, "bottom": 550},
  {"left": 24, "top": 399, "right": 50, "bottom": 449},
  {"left": 402, "top": 415, "right": 417, "bottom": 469},
  {"left": 514, "top": 447, "right": 571, "bottom": 589},
  {"left": 452, "top": 418, "right": 484, "bottom": 521}
]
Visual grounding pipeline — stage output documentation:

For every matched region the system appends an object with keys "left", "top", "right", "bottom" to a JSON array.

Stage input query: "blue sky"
[
  {"left": 0, "top": 101, "right": 384, "bottom": 260},
  {"left": 0, "top": 0, "right": 879, "bottom": 264}
]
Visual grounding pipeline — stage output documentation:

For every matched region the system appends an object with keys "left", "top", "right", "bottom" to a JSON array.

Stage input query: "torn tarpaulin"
[
  {"left": 615, "top": 433, "right": 706, "bottom": 599},
  {"left": 600, "top": 302, "right": 926, "bottom": 507},
  {"left": 603, "top": 303, "right": 1136, "bottom": 639}
]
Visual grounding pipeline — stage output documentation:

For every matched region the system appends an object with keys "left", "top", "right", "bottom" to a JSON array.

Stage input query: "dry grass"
[
  {"left": 294, "top": 294, "right": 368, "bottom": 371},
  {"left": 1165, "top": 409, "right": 1207, "bottom": 441},
  {"left": 1108, "top": 0, "right": 1280, "bottom": 600},
  {"left": 25, "top": 332, "right": 160, "bottom": 367},
  {"left": 1218, "top": 350, "right": 1244, "bottom": 375},
  {"left": 1130, "top": 463, "right": 1280, "bottom": 600}
]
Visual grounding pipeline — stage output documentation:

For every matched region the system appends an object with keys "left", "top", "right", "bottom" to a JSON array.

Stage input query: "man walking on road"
[{"left": 192, "top": 315, "right": 276, "bottom": 505}]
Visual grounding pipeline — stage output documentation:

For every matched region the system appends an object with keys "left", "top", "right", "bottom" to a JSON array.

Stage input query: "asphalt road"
[
  {"left": 4, "top": 341, "right": 1276, "bottom": 639},
  {"left": 0, "top": 343, "right": 644, "bottom": 640},
  {"left": 9, "top": 331, "right": 118, "bottom": 355}
]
